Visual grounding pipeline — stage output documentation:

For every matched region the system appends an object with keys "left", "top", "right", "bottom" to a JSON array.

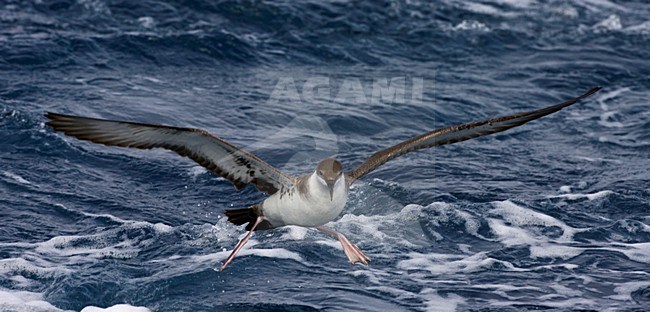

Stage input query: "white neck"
[{"left": 308, "top": 171, "right": 347, "bottom": 200}]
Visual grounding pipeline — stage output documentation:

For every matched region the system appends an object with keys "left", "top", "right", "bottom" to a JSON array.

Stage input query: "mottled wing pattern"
[
  {"left": 347, "top": 87, "right": 601, "bottom": 183},
  {"left": 45, "top": 113, "right": 294, "bottom": 195}
]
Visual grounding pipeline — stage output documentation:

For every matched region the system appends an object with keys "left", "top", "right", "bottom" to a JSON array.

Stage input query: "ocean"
[{"left": 1, "top": 0, "right": 649, "bottom": 311}]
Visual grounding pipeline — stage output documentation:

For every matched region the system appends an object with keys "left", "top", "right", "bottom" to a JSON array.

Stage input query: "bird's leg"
[
  {"left": 316, "top": 226, "right": 370, "bottom": 265},
  {"left": 216, "top": 216, "right": 263, "bottom": 272}
]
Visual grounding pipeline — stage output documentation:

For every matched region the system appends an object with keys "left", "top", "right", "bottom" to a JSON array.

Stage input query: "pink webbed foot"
[{"left": 317, "top": 226, "right": 370, "bottom": 265}]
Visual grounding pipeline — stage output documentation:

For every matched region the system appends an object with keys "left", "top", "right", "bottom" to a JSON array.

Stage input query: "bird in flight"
[{"left": 45, "top": 87, "right": 601, "bottom": 271}]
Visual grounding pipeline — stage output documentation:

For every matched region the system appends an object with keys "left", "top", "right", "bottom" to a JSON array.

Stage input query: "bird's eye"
[{"left": 318, "top": 170, "right": 323, "bottom": 176}]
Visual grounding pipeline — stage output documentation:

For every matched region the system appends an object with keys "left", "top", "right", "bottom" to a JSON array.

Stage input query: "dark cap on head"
[{"left": 316, "top": 158, "right": 343, "bottom": 182}]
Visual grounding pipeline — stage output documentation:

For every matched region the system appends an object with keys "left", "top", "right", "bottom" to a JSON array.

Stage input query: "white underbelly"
[{"left": 262, "top": 186, "right": 347, "bottom": 227}]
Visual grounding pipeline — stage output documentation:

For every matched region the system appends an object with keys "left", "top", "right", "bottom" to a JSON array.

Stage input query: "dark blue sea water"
[{"left": 1, "top": 1, "right": 649, "bottom": 311}]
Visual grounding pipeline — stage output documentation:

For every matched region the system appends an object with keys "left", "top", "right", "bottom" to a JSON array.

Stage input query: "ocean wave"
[{"left": 2, "top": 0, "right": 649, "bottom": 310}]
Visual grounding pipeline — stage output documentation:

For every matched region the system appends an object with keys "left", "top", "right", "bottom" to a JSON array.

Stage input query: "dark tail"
[{"left": 224, "top": 205, "right": 273, "bottom": 231}]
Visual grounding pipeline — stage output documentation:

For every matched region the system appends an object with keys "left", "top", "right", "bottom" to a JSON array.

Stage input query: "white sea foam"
[
  {"left": 187, "top": 165, "right": 207, "bottom": 179},
  {"left": 487, "top": 218, "right": 538, "bottom": 246},
  {"left": 577, "top": 0, "right": 629, "bottom": 12},
  {"left": 487, "top": 297, "right": 596, "bottom": 309},
  {"left": 465, "top": 2, "right": 501, "bottom": 15},
  {"left": 626, "top": 21, "right": 650, "bottom": 34},
  {"left": 574, "top": 156, "right": 622, "bottom": 164},
  {"left": 366, "top": 285, "right": 418, "bottom": 301},
  {"left": 348, "top": 269, "right": 390, "bottom": 285},
  {"left": 9, "top": 275, "right": 34, "bottom": 288},
  {"left": 420, "top": 288, "right": 466, "bottom": 312},
  {"left": 551, "top": 5, "right": 578, "bottom": 18},
  {"left": 604, "top": 242, "right": 650, "bottom": 263},
  {"left": 313, "top": 239, "right": 341, "bottom": 251},
  {"left": 54, "top": 204, "right": 174, "bottom": 233},
  {"left": 598, "top": 133, "right": 649, "bottom": 147},
  {"left": 394, "top": 199, "right": 649, "bottom": 301},
  {"left": 598, "top": 111, "right": 625, "bottom": 128},
  {"left": 27, "top": 209, "right": 173, "bottom": 261},
  {"left": 596, "top": 87, "right": 630, "bottom": 111},
  {"left": 529, "top": 244, "right": 583, "bottom": 259},
  {"left": 397, "top": 252, "right": 520, "bottom": 275},
  {"left": 457, "top": 244, "right": 472, "bottom": 254},
  {"left": 0, "top": 288, "right": 65, "bottom": 312},
  {"left": 80, "top": 304, "right": 151, "bottom": 312},
  {"left": 490, "top": 200, "right": 576, "bottom": 241},
  {"left": 239, "top": 247, "right": 304, "bottom": 262},
  {"left": 0, "top": 257, "right": 73, "bottom": 278},
  {"left": 147, "top": 233, "right": 304, "bottom": 276},
  {"left": 34, "top": 233, "right": 140, "bottom": 259},
  {"left": 487, "top": 201, "right": 590, "bottom": 259},
  {"left": 137, "top": 16, "right": 155, "bottom": 29},
  {"left": 472, "top": 284, "right": 538, "bottom": 291},
  {"left": 203, "top": 237, "right": 303, "bottom": 264},
  {"left": 4, "top": 194, "right": 646, "bottom": 311},
  {"left": 328, "top": 203, "right": 431, "bottom": 248},
  {"left": 490, "top": 0, "right": 535, "bottom": 8},
  {"left": 279, "top": 225, "right": 309, "bottom": 240},
  {"left": 606, "top": 281, "right": 650, "bottom": 301},
  {"left": 453, "top": 20, "right": 490, "bottom": 31},
  {"left": 406, "top": 202, "right": 482, "bottom": 238},
  {"left": 549, "top": 283, "right": 583, "bottom": 296},
  {"left": 593, "top": 14, "right": 622, "bottom": 32},
  {"left": 336, "top": 214, "right": 391, "bottom": 241},
  {"left": 2, "top": 170, "right": 31, "bottom": 185},
  {"left": 549, "top": 190, "right": 613, "bottom": 201},
  {"left": 615, "top": 219, "right": 650, "bottom": 234},
  {"left": 0, "top": 206, "right": 177, "bottom": 292}
]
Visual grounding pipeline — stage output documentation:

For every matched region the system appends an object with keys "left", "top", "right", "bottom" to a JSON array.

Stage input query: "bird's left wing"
[
  {"left": 45, "top": 113, "right": 294, "bottom": 195},
  {"left": 346, "top": 87, "right": 601, "bottom": 184}
]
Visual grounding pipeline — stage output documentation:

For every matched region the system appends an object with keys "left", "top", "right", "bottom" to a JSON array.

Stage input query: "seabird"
[{"left": 44, "top": 87, "right": 601, "bottom": 271}]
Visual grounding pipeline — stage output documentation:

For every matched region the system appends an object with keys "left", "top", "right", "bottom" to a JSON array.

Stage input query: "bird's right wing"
[
  {"left": 346, "top": 87, "right": 601, "bottom": 184},
  {"left": 45, "top": 113, "right": 294, "bottom": 195}
]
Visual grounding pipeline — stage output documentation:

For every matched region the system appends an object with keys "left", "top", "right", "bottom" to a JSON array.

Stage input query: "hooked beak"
[{"left": 326, "top": 180, "right": 335, "bottom": 200}]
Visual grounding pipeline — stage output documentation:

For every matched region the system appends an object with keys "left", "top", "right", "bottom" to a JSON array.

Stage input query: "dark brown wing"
[
  {"left": 346, "top": 87, "right": 601, "bottom": 183},
  {"left": 45, "top": 112, "right": 294, "bottom": 195}
]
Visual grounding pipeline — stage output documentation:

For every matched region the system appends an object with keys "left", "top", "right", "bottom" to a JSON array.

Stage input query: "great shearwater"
[{"left": 45, "top": 87, "right": 601, "bottom": 271}]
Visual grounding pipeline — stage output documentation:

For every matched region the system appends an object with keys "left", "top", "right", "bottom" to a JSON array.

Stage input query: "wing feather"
[
  {"left": 347, "top": 87, "right": 601, "bottom": 183},
  {"left": 45, "top": 113, "right": 293, "bottom": 195}
]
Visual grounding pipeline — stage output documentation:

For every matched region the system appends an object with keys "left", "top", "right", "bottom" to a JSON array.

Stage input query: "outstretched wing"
[
  {"left": 346, "top": 87, "right": 601, "bottom": 183},
  {"left": 45, "top": 113, "right": 294, "bottom": 195}
]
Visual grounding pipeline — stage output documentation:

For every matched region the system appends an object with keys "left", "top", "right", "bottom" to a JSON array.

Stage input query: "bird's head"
[{"left": 315, "top": 158, "right": 344, "bottom": 200}]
